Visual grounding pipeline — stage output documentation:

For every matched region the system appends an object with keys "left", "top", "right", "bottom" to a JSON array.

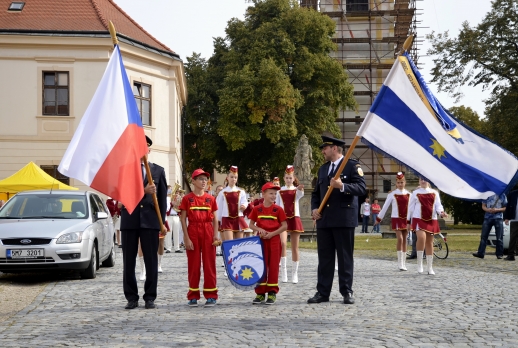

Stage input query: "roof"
[{"left": 0, "top": 0, "right": 176, "bottom": 57}]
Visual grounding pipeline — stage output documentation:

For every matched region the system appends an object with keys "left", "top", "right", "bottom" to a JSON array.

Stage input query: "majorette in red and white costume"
[
  {"left": 407, "top": 186, "right": 444, "bottom": 234},
  {"left": 276, "top": 166, "right": 304, "bottom": 233},
  {"left": 216, "top": 166, "right": 248, "bottom": 232},
  {"left": 376, "top": 173, "right": 410, "bottom": 231}
]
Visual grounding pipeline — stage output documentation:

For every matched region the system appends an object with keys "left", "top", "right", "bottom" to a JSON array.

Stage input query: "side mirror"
[{"left": 96, "top": 211, "right": 108, "bottom": 220}]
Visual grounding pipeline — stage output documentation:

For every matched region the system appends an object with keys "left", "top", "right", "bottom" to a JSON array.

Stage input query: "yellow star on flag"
[
  {"left": 240, "top": 267, "right": 254, "bottom": 280},
  {"left": 429, "top": 139, "right": 447, "bottom": 160}
]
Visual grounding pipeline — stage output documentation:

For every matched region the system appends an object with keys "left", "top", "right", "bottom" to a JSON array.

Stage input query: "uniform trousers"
[
  {"left": 164, "top": 216, "right": 173, "bottom": 251},
  {"left": 509, "top": 221, "right": 518, "bottom": 256},
  {"left": 186, "top": 221, "right": 218, "bottom": 300},
  {"left": 121, "top": 228, "right": 159, "bottom": 302},
  {"left": 316, "top": 227, "right": 355, "bottom": 297},
  {"left": 170, "top": 215, "right": 181, "bottom": 251},
  {"left": 255, "top": 234, "right": 281, "bottom": 295}
]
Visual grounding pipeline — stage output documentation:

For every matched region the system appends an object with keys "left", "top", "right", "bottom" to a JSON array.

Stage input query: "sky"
[{"left": 115, "top": 0, "right": 494, "bottom": 117}]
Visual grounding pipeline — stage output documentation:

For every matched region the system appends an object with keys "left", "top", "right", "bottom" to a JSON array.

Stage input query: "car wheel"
[
  {"left": 102, "top": 243, "right": 116, "bottom": 267},
  {"left": 82, "top": 244, "right": 97, "bottom": 279}
]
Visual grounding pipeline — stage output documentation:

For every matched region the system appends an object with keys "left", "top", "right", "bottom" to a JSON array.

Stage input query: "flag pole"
[
  {"left": 317, "top": 35, "right": 414, "bottom": 214},
  {"left": 109, "top": 21, "right": 165, "bottom": 235}
]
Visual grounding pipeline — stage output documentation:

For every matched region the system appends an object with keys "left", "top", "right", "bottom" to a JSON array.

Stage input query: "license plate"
[{"left": 7, "top": 249, "right": 45, "bottom": 259}]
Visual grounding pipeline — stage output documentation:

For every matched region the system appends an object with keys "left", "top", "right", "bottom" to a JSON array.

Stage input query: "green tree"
[
  {"left": 448, "top": 106, "right": 484, "bottom": 134},
  {"left": 426, "top": 0, "right": 518, "bottom": 103},
  {"left": 184, "top": 0, "right": 356, "bottom": 190}
]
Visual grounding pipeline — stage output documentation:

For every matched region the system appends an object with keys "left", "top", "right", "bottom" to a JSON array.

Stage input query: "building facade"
[{"left": 0, "top": 0, "right": 187, "bottom": 199}]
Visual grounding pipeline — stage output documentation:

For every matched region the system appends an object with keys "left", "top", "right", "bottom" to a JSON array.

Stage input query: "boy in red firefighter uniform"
[
  {"left": 248, "top": 182, "right": 287, "bottom": 305},
  {"left": 179, "top": 169, "right": 219, "bottom": 307}
]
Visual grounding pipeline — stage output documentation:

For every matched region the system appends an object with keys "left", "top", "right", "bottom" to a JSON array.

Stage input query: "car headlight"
[{"left": 56, "top": 232, "right": 83, "bottom": 244}]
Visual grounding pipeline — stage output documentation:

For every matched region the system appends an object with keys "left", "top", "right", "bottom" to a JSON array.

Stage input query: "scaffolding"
[{"left": 300, "top": 0, "right": 420, "bottom": 199}]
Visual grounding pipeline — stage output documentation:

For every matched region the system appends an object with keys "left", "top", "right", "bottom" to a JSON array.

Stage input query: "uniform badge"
[{"left": 357, "top": 167, "right": 364, "bottom": 176}]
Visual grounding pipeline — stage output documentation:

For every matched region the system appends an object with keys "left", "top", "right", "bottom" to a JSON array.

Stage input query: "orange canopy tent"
[{"left": 0, "top": 162, "right": 77, "bottom": 201}]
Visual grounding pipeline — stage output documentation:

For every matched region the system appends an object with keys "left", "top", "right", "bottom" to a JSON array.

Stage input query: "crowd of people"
[{"left": 114, "top": 133, "right": 518, "bottom": 311}]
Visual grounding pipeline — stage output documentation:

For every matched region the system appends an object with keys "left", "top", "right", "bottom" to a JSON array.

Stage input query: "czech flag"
[
  {"left": 357, "top": 53, "right": 518, "bottom": 201},
  {"left": 58, "top": 45, "right": 148, "bottom": 213}
]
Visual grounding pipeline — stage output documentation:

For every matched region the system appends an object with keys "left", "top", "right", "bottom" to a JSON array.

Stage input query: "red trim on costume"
[
  {"left": 279, "top": 190, "right": 296, "bottom": 218},
  {"left": 394, "top": 193, "right": 410, "bottom": 219},
  {"left": 411, "top": 218, "right": 440, "bottom": 233},
  {"left": 417, "top": 193, "right": 435, "bottom": 221},
  {"left": 223, "top": 191, "right": 240, "bottom": 218}
]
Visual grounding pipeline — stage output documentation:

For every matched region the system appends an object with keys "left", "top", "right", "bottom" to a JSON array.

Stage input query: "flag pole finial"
[
  {"left": 402, "top": 35, "right": 414, "bottom": 53},
  {"left": 108, "top": 21, "right": 118, "bottom": 45}
]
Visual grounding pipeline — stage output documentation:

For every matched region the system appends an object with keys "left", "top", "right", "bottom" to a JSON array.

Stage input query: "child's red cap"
[
  {"left": 262, "top": 182, "right": 281, "bottom": 192},
  {"left": 192, "top": 169, "right": 210, "bottom": 179}
]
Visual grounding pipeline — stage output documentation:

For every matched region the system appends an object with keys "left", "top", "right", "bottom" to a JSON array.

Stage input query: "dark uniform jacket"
[
  {"left": 311, "top": 158, "right": 366, "bottom": 228},
  {"left": 503, "top": 190, "right": 518, "bottom": 221},
  {"left": 120, "top": 162, "right": 167, "bottom": 230}
]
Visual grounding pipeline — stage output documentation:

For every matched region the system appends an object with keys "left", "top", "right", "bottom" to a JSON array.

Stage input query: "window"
[
  {"left": 133, "top": 82, "right": 151, "bottom": 125},
  {"left": 8, "top": 2, "right": 25, "bottom": 11},
  {"left": 43, "top": 72, "right": 69, "bottom": 115},
  {"left": 346, "top": 0, "right": 368, "bottom": 12},
  {"left": 383, "top": 179, "right": 392, "bottom": 193},
  {"left": 40, "top": 165, "right": 70, "bottom": 186}
]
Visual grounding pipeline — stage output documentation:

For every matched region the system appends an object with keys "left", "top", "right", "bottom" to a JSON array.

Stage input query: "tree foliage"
[
  {"left": 426, "top": 0, "right": 518, "bottom": 103},
  {"left": 184, "top": 0, "right": 356, "bottom": 190}
]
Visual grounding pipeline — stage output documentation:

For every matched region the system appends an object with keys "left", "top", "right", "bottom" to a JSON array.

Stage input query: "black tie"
[{"left": 330, "top": 163, "right": 335, "bottom": 176}]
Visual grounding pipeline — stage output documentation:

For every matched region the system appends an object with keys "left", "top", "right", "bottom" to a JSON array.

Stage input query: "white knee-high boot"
[
  {"left": 280, "top": 257, "right": 288, "bottom": 283},
  {"left": 417, "top": 251, "right": 424, "bottom": 274},
  {"left": 158, "top": 254, "right": 163, "bottom": 273},
  {"left": 426, "top": 255, "right": 435, "bottom": 275},
  {"left": 397, "top": 251, "right": 407, "bottom": 271},
  {"left": 401, "top": 251, "right": 407, "bottom": 271},
  {"left": 139, "top": 256, "right": 146, "bottom": 281},
  {"left": 292, "top": 261, "right": 299, "bottom": 284}
]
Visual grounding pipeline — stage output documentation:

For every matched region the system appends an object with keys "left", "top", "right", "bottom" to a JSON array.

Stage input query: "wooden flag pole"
[
  {"left": 317, "top": 35, "right": 414, "bottom": 215},
  {"left": 109, "top": 21, "right": 165, "bottom": 235}
]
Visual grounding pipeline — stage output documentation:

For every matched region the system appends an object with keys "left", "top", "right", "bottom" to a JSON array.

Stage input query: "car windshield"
[{"left": 0, "top": 194, "right": 89, "bottom": 219}]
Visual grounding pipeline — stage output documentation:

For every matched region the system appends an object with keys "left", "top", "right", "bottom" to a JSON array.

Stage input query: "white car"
[
  {"left": 0, "top": 190, "right": 115, "bottom": 279},
  {"left": 487, "top": 222, "right": 511, "bottom": 252}
]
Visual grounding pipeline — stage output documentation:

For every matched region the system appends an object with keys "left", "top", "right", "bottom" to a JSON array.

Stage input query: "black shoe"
[
  {"left": 265, "top": 292, "right": 276, "bottom": 305},
  {"left": 175, "top": 250, "right": 183, "bottom": 253},
  {"left": 497, "top": 255, "right": 503, "bottom": 259},
  {"left": 165, "top": 250, "right": 171, "bottom": 254},
  {"left": 505, "top": 255, "right": 515, "bottom": 261},
  {"left": 472, "top": 253, "right": 484, "bottom": 259},
  {"left": 307, "top": 292, "right": 329, "bottom": 304},
  {"left": 253, "top": 294, "right": 265, "bottom": 304},
  {"left": 125, "top": 300, "right": 139, "bottom": 309},
  {"left": 343, "top": 292, "right": 355, "bottom": 305},
  {"left": 407, "top": 255, "right": 417, "bottom": 260},
  {"left": 118, "top": 245, "right": 122, "bottom": 248},
  {"left": 144, "top": 300, "right": 156, "bottom": 309}
]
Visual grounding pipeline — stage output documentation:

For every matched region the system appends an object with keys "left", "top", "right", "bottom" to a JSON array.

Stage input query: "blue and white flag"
[{"left": 357, "top": 53, "right": 518, "bottom": 201}]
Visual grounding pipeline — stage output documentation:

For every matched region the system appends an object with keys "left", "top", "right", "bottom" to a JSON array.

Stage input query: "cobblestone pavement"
[{"left": 0, "top": 242, "right": 517, "bottom": 348}]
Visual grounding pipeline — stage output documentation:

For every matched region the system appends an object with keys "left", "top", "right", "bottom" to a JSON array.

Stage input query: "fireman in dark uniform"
[
  {"left": 120, "top": 135, "right": 167, "bottom": 310},
  {"left": 308, "top": 135, "right": 366, "bottom": 305}
]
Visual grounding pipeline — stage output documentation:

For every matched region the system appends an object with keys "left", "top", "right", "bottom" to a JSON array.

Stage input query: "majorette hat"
[
  {"left": 191, "top": 168, "right": 211, "bottom": 179},
  {"left": 262, "top": 182, "right": 281, "bottom": 192},
  {"left": 396, "top": 172, "right": 405, "bottom": 180},
  {"left": 229, "top": 166, "right": 238, "bottom": 174},
  {"left": 285, "top": 165, "right": 295, "bottom": 175},
  {"left": 273, "top": 177, "right": 280, "bottom": 183}
]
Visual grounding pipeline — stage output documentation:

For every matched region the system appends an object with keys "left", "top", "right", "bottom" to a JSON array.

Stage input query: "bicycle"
[{"left": 406, "top": 232, "right": 449, "bottom": 259}]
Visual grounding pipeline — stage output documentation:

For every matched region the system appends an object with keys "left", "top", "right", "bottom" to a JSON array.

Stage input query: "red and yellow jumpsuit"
[
  {"left": 179, "top": 192, "right": 218, "bottom": 300},
  {"left": 248, "top": 204, "right": 287, "bottom": 295}
]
